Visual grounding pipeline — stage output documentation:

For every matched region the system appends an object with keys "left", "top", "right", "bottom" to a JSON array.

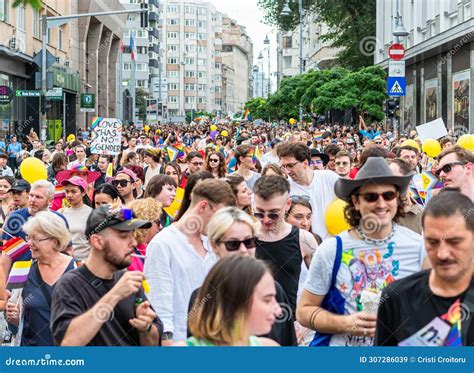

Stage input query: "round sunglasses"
[
  {"left": 216, "top": 237, "right": 257, "bottom": 251},
  {"left": 357, "top": 191, "right": 398, "bottom": 203}
]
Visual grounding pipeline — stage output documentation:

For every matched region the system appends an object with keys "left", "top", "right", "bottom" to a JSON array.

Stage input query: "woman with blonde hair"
[
  {"left": 184, "top": 256, "right": 280, "bottom": 346},
  {"left": 186, "top": 207, "right": 297, "bottom": 346},
  {"left": 127, "top": 197, "right": 162, "bottom": 272},
  {"left": 5, "top": 211, "right": 74, "bottom": 346}
]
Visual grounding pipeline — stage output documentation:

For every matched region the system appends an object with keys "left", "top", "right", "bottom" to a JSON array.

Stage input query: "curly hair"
[
  {"left": 343, "top": 190, "right": 406, "bottom": 228},
  {"left": 128, "top": 197, "right": 162, "bottom": 245}
]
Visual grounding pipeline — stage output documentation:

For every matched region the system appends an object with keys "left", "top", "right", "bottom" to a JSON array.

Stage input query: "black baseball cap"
[
  {"left": 85, "top": 205, "right": 152, "bottom": 238},
  {"left": 8, "top": 179, "right": 31, "bottom": 193}
]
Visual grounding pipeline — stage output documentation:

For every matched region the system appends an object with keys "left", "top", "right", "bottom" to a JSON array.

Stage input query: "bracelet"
[{"left": 309, "top": 308, "right": 322, "bottom": 330}]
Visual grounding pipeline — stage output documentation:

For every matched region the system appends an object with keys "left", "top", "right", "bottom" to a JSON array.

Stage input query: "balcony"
[
  {"left": 149, "top": 11, "right": 159, "bottom": 23},
  {"left": 148, "top": 44, "right": 160, "bottom": 54},
  {"left": 149, "top": 0, "right": 159, "bottom": 7},
  {"left": 149, "top": 28, "right": 160, "bottom": 39},
  {"left": 149, "top": 59, "right": 160, "bottom": 68}
]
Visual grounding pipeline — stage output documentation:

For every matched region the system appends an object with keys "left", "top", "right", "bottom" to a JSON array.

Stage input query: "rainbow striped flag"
[
  {"left": 1, "top": 237, "right": 30, "bottom": 261},
  {"left": 7, "top": 260, "right": 32, "bottom": 290},
  {"left": 167, "top": 146, "right": 179, "bottom": 162},
  {"left": 422, "top": 171, "right": 443, "bottom": 191},
  {"left": 313, "top": 131, "right": 325, "bottom": 141},
  {"left": 54, "top": 185, "right": 66, "bottom": 199},
  {"left": 441, "top": 299, "right": 463, "bottom": 346}
]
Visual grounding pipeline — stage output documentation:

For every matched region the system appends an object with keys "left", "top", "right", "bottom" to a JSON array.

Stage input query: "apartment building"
[{"left": 376, "top": 0, "right": 474, "bottom": 133}]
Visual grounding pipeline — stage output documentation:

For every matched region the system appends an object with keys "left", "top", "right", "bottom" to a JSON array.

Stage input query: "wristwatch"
[{"left": 162, "top": 332, "right": 173, "bottom": 340}]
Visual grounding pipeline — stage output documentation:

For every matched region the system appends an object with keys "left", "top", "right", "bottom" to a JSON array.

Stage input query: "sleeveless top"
[
  {"left": 256, "top": 225, "right": 302, "bottom": 314},
  {"left": 186, "top": 336, "right": 261, "bottom": 346}
]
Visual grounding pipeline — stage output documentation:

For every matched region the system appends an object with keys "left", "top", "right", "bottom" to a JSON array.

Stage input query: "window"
[
  {"left": 198, "top": 7, "right": 207, "bottom": 15},
  {"left": 168, "top": 96, "right": 178, "bottom": 103},
  {"left": 168, "top": 44, "right": 178, "bottom": 52},
  {"left": 185, "top": 83, "right": 195, "bottom": 90},
  {"left": 185, "top": 5, "right": 195, "bottom": 14},
  {"left": 197, "top": 33, "right": 206, "bottom": 40},
  {"left": 185, "top": 32, "right": 196, "bottom": 40},
  {"left": 167, "top": 57, "right": 178, "bottom": 64},
  {"left": 185, "top": 19, "right": 196, "bottom": 26},
  {"left": 124, "top": 30, "right": 130, "bottom": 37},
  {"left": 197, "top": 58, "right": 206, "bottom": 66},
  {"left": 168, "top": 83, "right": 179, "bottom": 90},
  {"left": 167, "top": 32, "right": 178, "bottom": 39},
  {"left": 167, "top": 5, "right": 179, "bottom": 13},
  {"left": 16, "top": 5, "right": 25, "bottom": 31},
  {"left": 198, "top": 46, "right": 206, "bottom": 52},
  {"left": 198, "top": 84, "right": 206, "bottom": 91},
  {"left": 185, "top": 70, "right": 196, "bottom": 77},
  {"left": 185, "top": 44, "right": 196, "bottom": 52},
  {"left": 215, "top": 62, "right": 221, "bottom": 69},
  {"left": 214, "top": 86, "right": 221, "bottom": 93},
  {"left": 215, "top": 51, "right": 221, "bottom": 57},
  {"left": 137, "top": 46, "right": 148, "bottom": 54},
  {"left": 58, "top": 27, "right": 63, "bottom": 49},
  {"left": 136, "top": 63, "right": 147, "bottom": 71},
  {"left": 215, "top": 98, "right": 222, "bottom": 105},
  {"left": 184, "top": 57, "right": 195, "bottom": 65},
  {"left": 0, "top": 0, "right": 9, "bottom": 22},
  {"left": 137, "top": 80, "right": 148, "bottom": 88},
  {"left": 123, "top": 63, "right": 132, "bottom": 71},
  {"left": 214, "top": 74, "right": 221, "bottom": 81},
  {"left": 198, "top": 96, "right": 206, "bottom": 103},
  {"left": 168, "top": 18, "right": 179, "bottom": 25},
  {"left": 136, "top": 30, "right": 148, "bottom": 38},
  {"left": 33, "top": 9, "right": 40, "bottom": 37},
  {"left": 47, "top": 28, "right": 52, "bottom": 44},
  {"left": 283, "top": 56, "right": 292, "bottom": 68},
  {"left": 168, "top": 70, "right": 179, "bottom": 78},
  {"left": 198, "top": 71, "right": 206, "bottom": 78},
  {"left": 282, "top": 36, "right": 292, "bottom": 48},
  {"left": 185, "top": 96, "right": 195, "bottom": 103},
  {"left": 198, "top": 20, "right": 207, "bottom": 28}
]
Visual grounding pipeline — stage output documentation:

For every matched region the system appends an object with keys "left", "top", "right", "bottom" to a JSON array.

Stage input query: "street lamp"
[
  {"left": 280, "top": 0, "right": 303, "bottom": 124},
  {"left": 263, "top": 35, "right": 271, "bottom": 97}
]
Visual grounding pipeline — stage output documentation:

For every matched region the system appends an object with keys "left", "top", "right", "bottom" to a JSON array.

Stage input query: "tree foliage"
[
  {"left": 258, "top": 0, "right": 376, "bottom": 69},
  {"left": 135, "top": 88, "right": 148, "bottom": 121},
  {"left": 13, "top": 0, "right": 42, "bottom": 9},
  {"left": 244, "top": 66, "right": 387, "bottom": 122}
]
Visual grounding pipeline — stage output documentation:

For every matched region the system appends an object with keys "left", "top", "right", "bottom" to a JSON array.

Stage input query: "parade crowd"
[{"left": 0, "top": 118, "right": 472, "bottom": 347}]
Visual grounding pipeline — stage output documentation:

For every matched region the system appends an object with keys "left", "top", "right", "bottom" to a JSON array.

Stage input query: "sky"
[{"left": 209, "top": 0, "right": 276, "bottom": 68}]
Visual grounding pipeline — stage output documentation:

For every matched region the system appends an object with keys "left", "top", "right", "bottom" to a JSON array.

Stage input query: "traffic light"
[
  {"left": 386, "top": 98, "right": 400, "bottom": 117},
  {"left": 140, "top": 3, "right": 149, "bottom": 28}
]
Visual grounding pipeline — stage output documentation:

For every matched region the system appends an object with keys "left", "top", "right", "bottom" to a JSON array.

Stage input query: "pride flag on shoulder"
[{"left": 1, "top": 237, "right": 30, "bottom": 261}]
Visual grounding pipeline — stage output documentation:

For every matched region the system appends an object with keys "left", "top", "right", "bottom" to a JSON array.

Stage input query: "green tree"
[
  {"left": 244, "top": 97, "right": 269, "bottom": 119},
  {"left": 13, "top": 0, "right": 42, "bottom": 9},
  {"left": 185, "top": 111, "right": 214, "bottom": 124},
  {"left": 135, "top": 88, "right": 148, "bottom": 121},
  {"left": 258, "top": 0, "right": 376, "bottom": 69}
]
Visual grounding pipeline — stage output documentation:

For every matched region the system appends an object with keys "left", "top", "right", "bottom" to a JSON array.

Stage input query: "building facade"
[
  {"left": 0, "top": 0, "right": 125, "bottom": 140},
  {"left": 376, "top": 0, "right": 474, "bottom": 133}
]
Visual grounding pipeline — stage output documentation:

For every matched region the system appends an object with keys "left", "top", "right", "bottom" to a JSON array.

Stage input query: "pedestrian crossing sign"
[{"left": 387, "top": 77, "right": 406, "bottom": 97}]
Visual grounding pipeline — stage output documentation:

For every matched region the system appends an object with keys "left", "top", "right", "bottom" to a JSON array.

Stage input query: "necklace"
[{"left": 356, "top": 224, "right": 396, "bottom": 246}]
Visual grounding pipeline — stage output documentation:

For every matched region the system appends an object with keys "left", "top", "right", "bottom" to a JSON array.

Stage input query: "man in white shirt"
[
  {"left": 144, "top": 179, "right": 236, "bottom": 345},
  {"left": 278, "top": 142, "right": 339, "bottom": 239},
  {"left": 67, "top": 144, "right": 87, "bottom": 169},
  {"left": 0, "top": 153, "right": 14, "bottom": 177},
  {"left": 260, "top": 139, "right": 281, "bottom": 168}
]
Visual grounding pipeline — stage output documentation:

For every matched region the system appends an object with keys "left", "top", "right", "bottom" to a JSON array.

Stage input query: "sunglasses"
[
  {"left": 191, "top": 161, "right": 204, "bottom": 166},
  {"left": 209, "top": 158, "right": 219, "bottom": 163},
  {"left": 435, "top": 162, "right": 466, "bottom": 178},
  {"left": 357, "top": 191, "right": 398, "bottom": 203},
  {"left": 290, "top": 195, "right": 310, "bottom": 203},
  {"left": 254, "top": 210, "right": 282, "bottom": 221},
  {"left": 216, "top": 237, "right": 257, "bottom": 251},
  {"left": 113, "top": 179, "right": 132, "bottom": 187}
]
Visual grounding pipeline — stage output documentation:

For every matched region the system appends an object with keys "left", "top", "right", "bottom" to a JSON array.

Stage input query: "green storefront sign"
[
  {"left": 50, "top": 67, "right": 80, "bottom": 92},
  {"left": 80, "top": 93, "right": 95, "bottom": 112}
]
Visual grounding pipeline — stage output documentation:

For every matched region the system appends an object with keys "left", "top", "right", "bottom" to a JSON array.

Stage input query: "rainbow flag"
[
  {"left": 422, "top": 171, "right": 443, "bottom": 191},
  {"left": 255, "top": 146, "right": 262, "bottom": 160},
  {"left": 167, "top": 146, "right": 179, "bottom": 162},
  {"left": 243, "top": 108, "right": 250, "bottom": 120},
  {"left": 54, "top": 185, "right": 66, "bottom": 199},
  {"left": 1, "top": 237, "right": 30, "bottom": 261},
  {"left": 7, "top": 260, "right": 32, "bottom": 290},
  {"left": 313, "top": 131, "right": 325, "bottom": 141},
  {"left": 441, "top": 299, "right": 463, "bottom": 346}
]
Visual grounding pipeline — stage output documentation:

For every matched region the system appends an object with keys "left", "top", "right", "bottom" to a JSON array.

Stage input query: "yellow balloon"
[
  {"left": 289, "top": 118, "right": 296, "bottom": 125},
  {"left": 66, "top": 134, "right": 75, "bottom": 143},
  {"left": 221, "top": 130, "right": 229, "bottom": 137},
  {"left": 19, "top": 157, "right": 48, "bottom": 184},
  {"left": 400, "top": 139, "right": 420, "bottom": 152},
  {"left": 457, "top": 134, "right": 474, "bottom": 151},
  {"left": 144, "top": 125, "right": 150, "bottom": 133},
  {"left": 325, "top": 199, "right": 351, "bottom": 236},
  {"left": 210, "top": 125, "right": 217, "bottom": 131},
  {"left": 422, "top": 138, "right": 442, "bottom": 158}
]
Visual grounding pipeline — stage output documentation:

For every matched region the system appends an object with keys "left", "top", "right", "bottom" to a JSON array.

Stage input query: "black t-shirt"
[
  {"left": 375, "top": 270, "right": 474, "bottom": 346},
  {"left": 51, "top": 265, "right": 163, "bottom": 346},
  {"left": 187, "top": 281, "right": 297, "bottom": 346}
]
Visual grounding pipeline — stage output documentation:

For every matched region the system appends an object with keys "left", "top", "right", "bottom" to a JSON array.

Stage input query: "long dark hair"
[
  {"left": 188, "top": 256, "right": 271, "bottom": 345},
  {"left": 92, "top": 183, "right": 123, "bottom": 208},
  {"left": 205, "top": 151, "right": 226, "bottom": 178},
  {"left": 175, "top": 170, "right": 213, "bottom": 221}
]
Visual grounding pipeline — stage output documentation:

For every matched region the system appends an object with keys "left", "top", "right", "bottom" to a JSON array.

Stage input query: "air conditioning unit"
[
  {"left": 55, "top": 56, "right": 61, "bottom": 64},
  {"left": 64, "top": 60, "right": 71, "bottom": 67},
  {"left": 147, "top": 27, "right": 153, "bottom": 32},
  {"left": 8, "top": 36, "right": 19, "bottom": 50}
]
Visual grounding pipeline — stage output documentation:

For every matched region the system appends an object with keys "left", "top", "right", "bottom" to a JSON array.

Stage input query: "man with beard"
[{"left": 50, "top": 205, "right": 163, "bottom": 346}]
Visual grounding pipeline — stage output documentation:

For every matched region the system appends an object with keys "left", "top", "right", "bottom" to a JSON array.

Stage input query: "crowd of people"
[{"left": 0, "top": 118, "right": 472, "bottom": 347}]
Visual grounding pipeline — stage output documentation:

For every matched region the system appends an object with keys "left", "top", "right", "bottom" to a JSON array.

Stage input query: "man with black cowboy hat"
[
  {"left": 297, "top": 157, "right": 426, "bottom": 346},
  {"left": 310, "top": 149, "right": 329, "bottom": 171},
  {"left": 50, "top": 205, "right": 163, "bottom": 346}
]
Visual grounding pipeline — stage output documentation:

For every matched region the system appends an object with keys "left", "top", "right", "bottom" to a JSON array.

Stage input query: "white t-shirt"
[
  {"left": 144, "top": 163, "right": 162, "bottom": 188},
  {"left": 305, "top": 226, "right": 425, "bottom": 346},
  {"left": 144, "top": 225, "right": 218, "bottom": 340},
  {"left": 60, "top": 204, "right": 93, "bottom": 262},
  {"left": 261, "top": 152, "right": 279, "bottom": 168},
  {"left": 288, "top": 170, "right": 339, "bottom": 239}
]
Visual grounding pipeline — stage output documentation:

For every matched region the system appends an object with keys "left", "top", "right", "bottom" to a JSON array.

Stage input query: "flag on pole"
[
  {"left": 244, "top": 108, "right": 250, "bottom": 120},
  {"left": 1, "top": 237, "right": 30, "bottom": 262},
  {"left": 106, "top": 162, "right": 114, "bottom": 178},
  {"left": 130, "top": 33, "right": 137, "bottom": 61},
  {"left": 54, "top": 185, "right": 66, "bottom": 199},
  {"left": 167, "top": 146, "right": 179, "bottom": 162},
  {"left": 6, "top": 260, "right": 33, "bottom": 290}
]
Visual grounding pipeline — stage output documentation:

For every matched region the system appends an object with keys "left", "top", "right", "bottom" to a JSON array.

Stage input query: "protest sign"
[{"left": 90, "top": 117, "right": 123, "bottom": 155}]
